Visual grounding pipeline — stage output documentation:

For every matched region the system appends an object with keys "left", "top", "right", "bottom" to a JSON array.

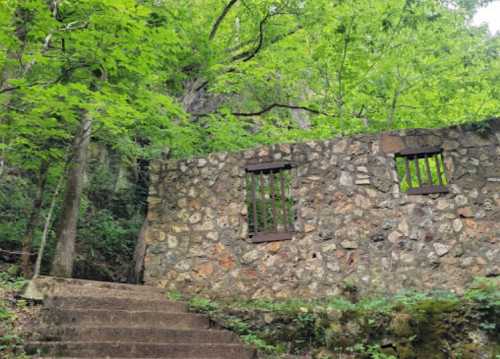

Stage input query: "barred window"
[
  {"left": 395, "top": 147, "right": 448, "bottom": 195},
  {"left": 245, "top": 162, "right": 294, "bottom": 243}
]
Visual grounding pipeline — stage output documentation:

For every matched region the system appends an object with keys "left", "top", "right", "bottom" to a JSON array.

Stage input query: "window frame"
[
  {"left": 395, "top": 146, "right": 449, "bottom": 195},
  {"left": 245, "top": 161, "right": 295, "bottom": 243}
]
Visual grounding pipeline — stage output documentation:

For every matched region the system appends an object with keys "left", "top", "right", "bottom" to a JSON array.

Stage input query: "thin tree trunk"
[
  {"left": 130, "top": 219, "right": 148, "bottom": 284},
  {"left": 50, "top": 112, "right": 92, "bottom": 277},
  {"left": 20, "top": 161, "right": 49, "bottom": 276},
  {"left": 33, "top": 173, "right": 63, "bottom": 278}
]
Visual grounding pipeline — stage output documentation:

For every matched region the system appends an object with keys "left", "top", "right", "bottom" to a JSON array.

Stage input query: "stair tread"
[
  {"left": 46, "top": 308, "right": 195, "bottom": 314},
  {"left": 38, "top": 326, "right": 225, "bottom": 332},
  {"left": 48, "top": 294, "right": 182, "bottom": 302},
  {"left": 35, "top": 326, "right": 237, "bottom": 342},
  {"left": 44, "top": 296, "right": 186, "bottom": 312},
  {"left": 27, "top": 277, "right": 255, "bottom": 359},
  {"left": 48, "top": 294, "right": 179, "bottom": 301},
  {"left": 42, "top": 307, "right": 211, "bottom": 329},
  {"left": 27, "top": 341, "right": 256, "bottom": 358},
  {"left": 30, "top": 341, "right": 247, "bottom": 345},
  {"left": 35, "top": 276, "right": 165, "bottom": 293},
  {"left": 48, "top": 286, "right": 168, "bottom": 298}
]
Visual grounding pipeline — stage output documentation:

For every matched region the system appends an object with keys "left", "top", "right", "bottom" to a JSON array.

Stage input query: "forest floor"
[{"left": 0, "top": 263, "right": 39, "bottom": 359}]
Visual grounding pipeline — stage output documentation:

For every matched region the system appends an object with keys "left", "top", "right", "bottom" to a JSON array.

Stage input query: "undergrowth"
[
  {"left": 0, "top": 265, "right": 31, "bottom": 359},
  {"left": 185, "top": 277, "right": 500, "bottom": 358}
]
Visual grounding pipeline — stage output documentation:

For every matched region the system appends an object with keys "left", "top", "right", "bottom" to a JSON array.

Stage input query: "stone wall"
[{"left": 144, "top": 119, "right": 500, "bottom": 298}]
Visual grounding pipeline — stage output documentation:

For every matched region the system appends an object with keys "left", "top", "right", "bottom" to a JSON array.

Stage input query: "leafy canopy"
[{"left": 0, "top": 0, "right": 499, "bottom": 163}]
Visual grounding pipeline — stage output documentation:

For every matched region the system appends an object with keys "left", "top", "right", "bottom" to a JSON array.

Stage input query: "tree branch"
[
  {"left": 0, "top": 86, "right": 20, "bottom": 94},
  {"left": 194, "top": 103, "right": 330, "bottom": 117},
  {"left": 230, "top": 11, "right": 301, "bottom": 63},
  {"left": 0, "top": 248, "right": 36, "bottom": 256},
  {"left": 209, "top": 0, "right": 239, "bottom": 41},
  {"left": 231, "top": 12, "right": 272, "bottom": 62},
  {"left": 0, "top": 63, "right": 90, "bottom": 96}
]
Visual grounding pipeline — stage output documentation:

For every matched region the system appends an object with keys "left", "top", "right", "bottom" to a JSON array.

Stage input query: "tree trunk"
[
  {"left": 130, "top": 219, "right": 148, "bottom": 284},
  {"left": 50, "top": 113, "right": 92, "bottom": 277},
  {"left": 33, "top": 173, "right": 63, "bottom": 278},
  {"left": 20, "top": 161, "right": 49, "bottom": 277}
]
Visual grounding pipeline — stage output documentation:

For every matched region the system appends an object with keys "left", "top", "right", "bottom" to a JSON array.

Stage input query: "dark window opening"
[
  {"left": 395, "top": 147, "right": 449, "bottom": 195},
  {"left": 245, "top": 162, "right": 295, "bottom": 243}
]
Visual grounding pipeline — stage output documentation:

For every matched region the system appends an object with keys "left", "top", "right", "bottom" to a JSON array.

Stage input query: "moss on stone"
[
  {"left": 389, "top": 312, "right": 413, "bottom": 337},
  {"left": 187, "top": 277, "right": 499, "bottom": 358}
]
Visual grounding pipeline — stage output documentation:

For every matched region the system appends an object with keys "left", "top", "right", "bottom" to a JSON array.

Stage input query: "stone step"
[
  {"left": 35, "top": 326, "right": 238, "bottom": 344},
  {"left": 28, "top": 278, "right": 254, "bottom": 359},
  {"left": 44, "top": 295, "right": 186, "bottom": 312},
  {"left": 26, "top": 342, "right": 257, "bottom": 358},
  {"left": 42, "top": 308, "right": 210, "bottom": 329},
  {"left": 33, "top": 276, "right": 166, "bottom": 296},
  {"left": 46, "top": 285, "right": 169, "bottom": 300}
]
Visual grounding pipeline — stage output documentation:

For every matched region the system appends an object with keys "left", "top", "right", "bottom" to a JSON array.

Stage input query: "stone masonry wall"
[{"left": 144, "top": 119, "right": 500, "bottom": 298}]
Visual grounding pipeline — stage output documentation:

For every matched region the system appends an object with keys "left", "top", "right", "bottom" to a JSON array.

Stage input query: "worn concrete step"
[
  {"left": 43, "top": 285, "right": 169, "bottom": 300},
  {"left": 33, "top": 276, "right": 166, "bottom": 297},
  {"left": 42, "top": 308, "right": 210, "bottom": 329},
  {"left": 26, "top": 342, "right": 257, "bottom": 358},
  {"left": 44, "top": 295, "right": 186, "bottom": 312},
  {"left": 36, "top": 326, "right": 238, "bottom": 344}
]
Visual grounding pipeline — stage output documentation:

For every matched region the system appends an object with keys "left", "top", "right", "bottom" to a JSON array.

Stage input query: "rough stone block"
[{"left": 380, "top": 134, "right": 405, "bottom": 153}]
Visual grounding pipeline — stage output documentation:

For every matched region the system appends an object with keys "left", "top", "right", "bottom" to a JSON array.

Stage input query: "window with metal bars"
[
  {"left": 395, "top": 147, "right": 449, "bottom": 195},
  {"left": 245, "top": 162, "right": 295, "bottom": 243}
]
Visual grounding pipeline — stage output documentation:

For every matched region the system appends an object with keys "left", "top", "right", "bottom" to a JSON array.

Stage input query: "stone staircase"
[{"left": 26, "top": 276, "right": 256, "bottom": 358}]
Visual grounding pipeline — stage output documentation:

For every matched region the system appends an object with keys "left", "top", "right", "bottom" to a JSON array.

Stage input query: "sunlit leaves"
[
  {"left": 0, "top": 0, "right": 498, "bottom": 170},
  {"left": 193, "top": 0, "right": 499, "bottom": 138},
  {"left": 0, "top": 0, "right": 199, "bottom": 179}
]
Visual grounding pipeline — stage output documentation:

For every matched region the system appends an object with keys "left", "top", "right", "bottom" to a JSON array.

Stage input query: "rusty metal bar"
[
  {"left": 398, "top": 146, "right": 442, "bottom": 156},
  {"left": 424, "top": 154, "right": 433, "bottom": 185},
  {"left": 270, "top": 171, "right": 277, "bottom": 231},
  {"left": 439, "top": 152, "right": 448, "bottom": 182},
  {"left": 259, "top": 172, "right": 268, "bottom": 230},
  {"left": 251, "top": 173, "right": 258, "bottom": 233},
  {"left": 404, "top": 156, "right": 412, "bottom": 189},
  {"left": 245, "top": 161, "right": 293, "bottom": 172},
  {"left": 280, "top": 170, "right": 289, "bottom": 231},
  {"left": 435, "top": 154, "right": 444, "bottom": 186},
  {"left": 414, "top": 156, "right": 422, "bottom": 187}
]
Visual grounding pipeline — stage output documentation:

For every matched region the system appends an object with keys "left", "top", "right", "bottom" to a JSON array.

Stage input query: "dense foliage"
[
  {"left": 0, "top": 0, "right": 498, "bottom": 278},
  {"left": 0, "top": 265, "right": 30, "bottom": 359}
]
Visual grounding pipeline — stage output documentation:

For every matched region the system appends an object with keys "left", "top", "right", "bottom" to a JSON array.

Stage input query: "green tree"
[
  {"left": 0, "top": 0, "right": 196, "bottom": 277},
  {"left": 0, "top": 0, "right": 498, "bottom": 279}
]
